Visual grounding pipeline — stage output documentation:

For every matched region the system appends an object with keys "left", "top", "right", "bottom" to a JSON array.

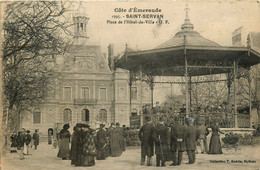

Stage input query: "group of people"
[
  {"left": 57, "top": 122, "right": 126, "bottom": 167},
  {"left": 138, "top": 116, "right": 224, "bottom": 167},
  {"left": 10, "top": 129, "right": 40, "bottom": 160}
]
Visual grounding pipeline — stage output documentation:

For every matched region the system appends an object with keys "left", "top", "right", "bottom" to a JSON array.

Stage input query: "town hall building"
[{"left": 21, "top": 11, "right": 151, "bottom": 136}]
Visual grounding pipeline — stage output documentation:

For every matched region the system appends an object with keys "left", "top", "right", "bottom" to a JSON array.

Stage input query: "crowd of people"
[
  {"left": 9, "top": 129, "right": 40, "bottom": 160},
  {"left": 138, "top": 116, "right": 224, "bottom": 167},
  {"left": 56, "top": 122, "right": 126, "bottom": 167}
]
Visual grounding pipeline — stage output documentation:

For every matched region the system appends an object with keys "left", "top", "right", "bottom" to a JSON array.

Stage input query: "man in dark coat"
[
  {"left": 154, "top": 118, "right": 170, "bottom": 167},
  {"left": 25, "top": 130, "right": 32, "bottom": 155},
  {"left": 17, "top": 129, "right": 26, "bottom": 160},
  {"left": 33, "top": 129, "right": 40, "bottom": 149},
  {"left": 96, "top": 124, "right": 108, "bottom": 160},
  {"left": 186, "top": 117, "right": 200, "bottom": 164},
  {"left": 138, "top": 116, "right": 156, "bottom": 166},
  {"left": 170, "top": 118, "right": 186, "bottom": 166}
]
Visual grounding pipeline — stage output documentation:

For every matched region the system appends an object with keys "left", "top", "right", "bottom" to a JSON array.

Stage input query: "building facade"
[{"left": 21, "top": 12, "right": 151, "bottom": 137}]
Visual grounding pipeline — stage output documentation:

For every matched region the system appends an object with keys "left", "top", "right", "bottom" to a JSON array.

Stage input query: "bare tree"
[
  {"left": 2, "top": 1, "right": 74, "bottom": 131},
  {"left": 237, "top": 66, "right": 258, "bottom": 109}
]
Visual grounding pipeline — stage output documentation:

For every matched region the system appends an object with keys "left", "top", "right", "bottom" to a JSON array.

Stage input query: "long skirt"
[
  {"left": 208, "top": 134, "right": 222, "bottom": 154},
  {"left": 48, "top": 135, "right": 52, "bottom": 145},
  {"left": 57, "top": 138, "right": 70, "bottom": 159},
  {"left": 97, "top": 145, "right": 108, "bottom": 160},
  {"left": 82, "top": 155, "right": 95, "bottom": 166}
]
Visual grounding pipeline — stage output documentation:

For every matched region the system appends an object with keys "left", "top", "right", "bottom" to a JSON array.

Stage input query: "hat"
[
  {"left": 116, "top": 122, "right": 120, "bottom": 126},
  {"left": 100, "top": 124, "right": 105, "bottom": 128},
  {"left": 76, "top": 123, "right": 82, "bottom": 128},
  {"left": 82, "top": 124, "right": 90, "bottom": 128},
  {"left": 19, "top": 128, "right": 26, "bottom": 132},
  {"left": 63, "top": 123, "right": 70, "bottom": 130},
  {"left": 110, "top": 122, "right": 115, "bottom": 126},
  {"left": 188, "top": 117, "right": 194, "bottom": 124}
]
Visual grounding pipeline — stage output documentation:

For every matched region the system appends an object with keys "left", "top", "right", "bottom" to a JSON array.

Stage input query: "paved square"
[{"left": 1, "top": 143, "right": 260, "bottom": 170}]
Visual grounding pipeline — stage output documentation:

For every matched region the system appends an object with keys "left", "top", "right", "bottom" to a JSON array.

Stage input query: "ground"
[{"left": 1, "top": 143, "right": 260, "bottom": 170}]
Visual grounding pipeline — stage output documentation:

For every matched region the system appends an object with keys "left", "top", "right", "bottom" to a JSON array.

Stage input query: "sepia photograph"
[{"left": 0, "top": 0, "right": 260, "bottom": 169}]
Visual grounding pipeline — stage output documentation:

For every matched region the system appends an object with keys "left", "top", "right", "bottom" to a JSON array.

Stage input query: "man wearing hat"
[
  {"left": 170, "top": 117, "right": 186, "bottom": 166},
  {"left": 154, "top": 117, "right": 169, "bottom": 167},
  {"left": 186, "top": 117, "right": 200, "bottom": 164},
  {"left": 24, "top": 130, "right": 32, "bottom": 155},
  {"left": 96, "top": 124, "right": 108, "bottom": 160},
  {"left": 138, "top": 116, "right": 156, "bottom": 166},
  {"left": 33, "top": 129, "right": 40, "bottom": 150},
  {"left": 17, "top": 129, "right": 26, "bottom": 160}
]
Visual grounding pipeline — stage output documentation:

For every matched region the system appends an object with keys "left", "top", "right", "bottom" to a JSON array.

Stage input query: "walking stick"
[{"left": 158, "top": 135, "right": 165, "bottom": 163}]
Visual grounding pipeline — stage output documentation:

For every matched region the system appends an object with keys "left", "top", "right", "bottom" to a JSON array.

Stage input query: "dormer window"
[{"left": 80, "top": 23, "right": 84, "bottom": 31}]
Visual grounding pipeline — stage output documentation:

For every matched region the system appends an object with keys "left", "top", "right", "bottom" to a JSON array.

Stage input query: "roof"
[
  {"left": 115, "top": 8, "right": 260, "bottom": 76},
  {"left": 155, "top": 7, "right": 220, "bottom": 49},
  {"left": 248, "top": 32, "right": 260, "bottom": 53},
  {"left": 156, "top": 31, "right": 221, "bottom": 49}
]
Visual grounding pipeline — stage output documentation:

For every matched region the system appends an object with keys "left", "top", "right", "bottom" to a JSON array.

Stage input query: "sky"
[
  {"left": 73, "top": 1, "right": 260, "bottom": 103},
  {"left": 76, "top": 1, "right": 260, "bottom": 53}
]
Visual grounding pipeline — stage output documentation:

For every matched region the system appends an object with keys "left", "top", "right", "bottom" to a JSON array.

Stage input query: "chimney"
[
  {"left": 108, "top": 44, "right": 114, "bottom": 57},
  {"left": 108, "top": 44, "right": 115, "bottom": 71}
]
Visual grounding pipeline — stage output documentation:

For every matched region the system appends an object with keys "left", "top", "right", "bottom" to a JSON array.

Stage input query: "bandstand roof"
[{"left": 115, "top": 9, "right": 260, "bottom": 77}]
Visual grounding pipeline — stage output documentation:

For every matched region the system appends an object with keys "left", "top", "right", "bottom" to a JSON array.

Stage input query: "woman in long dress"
[
  {"left": 81, "top": 124, "right": 96, "bottom": 166},
  {"left": 10, "top": 132, "right": 18, "bottom": 153},
  {"left": 208, "top": 122, "right": 224, "bottom": 154},
  {"left": 57, "top": 124, "right": 71, "bottom": 159}
]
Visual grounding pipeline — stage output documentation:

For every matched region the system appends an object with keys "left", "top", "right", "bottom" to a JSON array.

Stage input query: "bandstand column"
[
  {"left": 249, "top": 69, "right": 252, "bottom": 128},
  {"left": 129, "top": 70, "right": 132, "bottom": 119},
  {"left": 233, "top": 60, "right": 238, "bottom": 128},
  {"left": 184, "top": 53, "right": 189, "bottom": 115},
  {"left": 189, "top": 76, "right": 192, "bottom": 111},
  {"left": 139, "top": 65, "right": 143, "bottom": 114},
  {"left": 150, "top": 79, "right": 154, "bottom": 111},
  {"left": 139, "top": 65, "right": 143, "bottom": 126}
]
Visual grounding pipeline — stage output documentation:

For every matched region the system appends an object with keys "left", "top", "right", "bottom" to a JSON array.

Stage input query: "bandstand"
[{"left": 115, "top": 6, "right": 260, "bottom": 128}]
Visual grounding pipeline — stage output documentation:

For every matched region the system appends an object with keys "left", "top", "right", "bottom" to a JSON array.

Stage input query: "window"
[
  {"left": 64, "top": 87, "right": 71, "bottom": 100},
  {"left": 80, "top": 23, "right": 84, "bottom": 31},
  {"left": 100, "top": 88, "right": 106, "bottom": 100},
  {"left": 119, "top": 87, "right": 126, "bottom": 100},
  {"left": 99, "top": 109, "right": 107, "bottom": 123},
  {"left": 33, "top": 110, "right": 41, "bottom": 124},
  {"left": 131, "top": 87, "right": 137, "bottom": 100},
  {"left": 131, "top": 108, "right": 138, "bottom": 117},
  {"left": 63, "top": 109, "right": 72, "bottom": 123},
  {"left": 82, "top": 109, "right": 89, "bottom": 122},
  {"left": 82, "top": 87, "right": 89, "bottom": 99}
]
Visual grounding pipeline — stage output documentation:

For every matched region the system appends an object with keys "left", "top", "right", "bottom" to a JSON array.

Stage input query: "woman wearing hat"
[
  {"left": 81, "top": 124, "right": 96, "bottom": 166},
  {"left": 96, "top": 124, "right": 108, "bottom": 160},
  {"left": 208, "top": 122, "right": 224, "bottom": 154},
  {"left": 57, "top": 124, "right": 71, "bottom": 160}
]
